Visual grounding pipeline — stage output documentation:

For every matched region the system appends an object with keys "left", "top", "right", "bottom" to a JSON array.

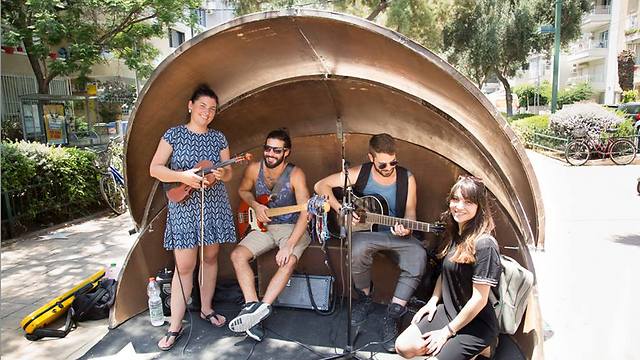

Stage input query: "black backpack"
[{"left": 72, "top": 278, "right": 117, "bottom": 321}]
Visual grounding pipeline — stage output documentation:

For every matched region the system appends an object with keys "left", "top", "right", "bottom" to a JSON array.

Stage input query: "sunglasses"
[
  {"left": 376, "top": 159, "right": 398, "bottom": 170},
  {"left": 263, "top": 145, "right": 286, "bottom": 154}
]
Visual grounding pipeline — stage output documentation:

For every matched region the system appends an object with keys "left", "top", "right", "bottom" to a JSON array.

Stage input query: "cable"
[
  {"left": 243, "top": 340, "right": 258, "bottom": 360},
  {"left": 264, "top": 325, "right": 332, "bottom": 358}
]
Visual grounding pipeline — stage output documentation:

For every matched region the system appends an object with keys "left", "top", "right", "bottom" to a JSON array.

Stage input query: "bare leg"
[
  {"left": 158, "top": 248, "right": 197, "bottom": 349},
  {"left": 395, "top": 323, "right": 428, "bottom": 359},
  {"left": 262, "top": 256, "right": 298, "bottom": 304},
  {"left": 199, "top": 243, "right": 225, "bottom": 326},
  {"left": 230, "top": 245, "right": 259, "bottom": 303}
]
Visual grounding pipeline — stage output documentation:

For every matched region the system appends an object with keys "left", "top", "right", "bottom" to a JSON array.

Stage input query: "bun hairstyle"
[
  {"left": 438, "top": 175, "right": 495, "bottom": 264},
  {"left": 190, "top": 84, "right": 219, "bottom": 104}
]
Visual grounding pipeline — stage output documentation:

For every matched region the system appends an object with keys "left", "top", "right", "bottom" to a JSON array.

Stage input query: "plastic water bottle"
[
  {"left": 106, "top": 263, "right": 118, "bottom": 280},
  {"left": 147, "top": 278, "right": 164, "bottom": 326}
]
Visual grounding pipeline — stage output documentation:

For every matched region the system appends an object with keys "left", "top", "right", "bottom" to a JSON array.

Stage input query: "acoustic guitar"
[
  {"left": 164, "top": 153, "right": 252, "bottom": 203},
  {"left": 351, "top": 193, "right": 445, "bottom": 234},
  {"left": 237, "top": 194, "right": 329, "bottom": 237}
]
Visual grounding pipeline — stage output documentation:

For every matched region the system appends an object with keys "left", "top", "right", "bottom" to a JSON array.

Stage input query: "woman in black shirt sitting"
[{"left": 395, "top": 175, "right": 501, "bottom": 359}]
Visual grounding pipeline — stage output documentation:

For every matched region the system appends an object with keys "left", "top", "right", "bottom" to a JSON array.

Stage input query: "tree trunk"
[
  {"left": 496, "top": 71, "right": 513, "bottom": 116},
  {"left": 367, "top": 0, "right": 389, "bottom": 21},
  {"left": 23, "top": 39, "right": 50, "bottom": 94}
]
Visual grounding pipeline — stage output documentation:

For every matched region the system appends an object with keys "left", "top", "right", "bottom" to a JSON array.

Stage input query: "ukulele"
[
  {"left": 237, "top": 194, "right": 330, "bottom": 237},
  {"left": 164, "top": 153, "right": 252, "bottom": 203}
]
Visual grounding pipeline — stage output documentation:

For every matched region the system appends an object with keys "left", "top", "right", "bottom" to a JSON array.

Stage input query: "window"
[
  {"left": 194, "top": 8, "right": 207, "bottom": 27},
  {"left": 169, "top": 29, "right": 185, "bottom": 48}
]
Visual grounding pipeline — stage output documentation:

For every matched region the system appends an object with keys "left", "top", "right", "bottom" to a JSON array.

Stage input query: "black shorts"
[{"left": 416, "top": 304, "right": 497, "bottom": 360}]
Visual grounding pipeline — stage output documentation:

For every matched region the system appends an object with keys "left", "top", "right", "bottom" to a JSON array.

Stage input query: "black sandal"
[
  {"left": 201, "top": 310, "right": 226, "bottom": 327},
  {"left": 158, "top": 327, "right": 184, "bottom": 351}
]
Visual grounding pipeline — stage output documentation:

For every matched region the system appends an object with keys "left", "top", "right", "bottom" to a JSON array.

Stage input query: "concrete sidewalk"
[{"left": 1, "top": 213, "right": 135, "bottom": 360}]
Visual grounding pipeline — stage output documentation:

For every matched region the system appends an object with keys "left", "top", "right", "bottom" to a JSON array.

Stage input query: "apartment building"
[{"left": 510, "top": 0, "right": 640, "bottom": 108}]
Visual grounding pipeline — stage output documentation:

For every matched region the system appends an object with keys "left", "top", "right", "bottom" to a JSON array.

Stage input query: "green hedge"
[
  {"left": 1, "top": 141, "right": 104, "bottom": 233},
  {"left": 511, "top": 115, "right": 550, "bottom": 143}
]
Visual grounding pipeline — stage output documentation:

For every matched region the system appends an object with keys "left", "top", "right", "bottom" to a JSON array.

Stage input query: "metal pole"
[{"left": 551, "top": 0, "right": 562, "bottom": 113}]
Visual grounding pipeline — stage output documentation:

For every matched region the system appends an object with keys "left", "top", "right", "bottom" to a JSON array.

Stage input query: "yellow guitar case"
[{"left": 20, "top": 269, "right": 105, "bottom": 340}]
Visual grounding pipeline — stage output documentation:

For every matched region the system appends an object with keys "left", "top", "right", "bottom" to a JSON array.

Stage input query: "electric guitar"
[
  {"left": 351, "top": 194, "right": 444, "bottom": 234},
  {"left": 164, "top": 153, "right": 252, "bottom": 203},
  {"left": 237, "top": 194, "right": 329, "bottom": 237}
]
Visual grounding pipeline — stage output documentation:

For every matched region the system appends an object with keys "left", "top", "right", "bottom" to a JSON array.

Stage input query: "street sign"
[{"left": 539, "top": 25, "right": 555, "bottom": 34}]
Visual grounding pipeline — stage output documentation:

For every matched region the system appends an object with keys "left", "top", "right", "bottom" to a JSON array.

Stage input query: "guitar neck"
[
  {"left": 364, "top": 213, "right": 435, "bottom": 232},
  {"left": 265, "top": 203, "right": 307, "bottom": 217},
  {"left": 202, "top": 158, "right": 239, "bottom": 174}
]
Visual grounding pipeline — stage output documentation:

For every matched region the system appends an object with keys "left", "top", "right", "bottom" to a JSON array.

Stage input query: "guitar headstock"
[
  {"left": 307, "top": 195, "right": 330, "bottom": 216},
  {"left": 233, "top": 153, "right": 253, "bottom": 163}
]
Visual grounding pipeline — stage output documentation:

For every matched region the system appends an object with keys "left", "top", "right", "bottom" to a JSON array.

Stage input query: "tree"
[
  {"left": 1, "top": 0, "right": 200, "bottom": 94},
  {"left": 225, "top": 0, "right": 448, "bottom": 51},
  {"left": 618, "top": 49, "right": 636, "bottom": 92},
  {"left": 444, "top": 0, "right": 590, "bottom": 116}
]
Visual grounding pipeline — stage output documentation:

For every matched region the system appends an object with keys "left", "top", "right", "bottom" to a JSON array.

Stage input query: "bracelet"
[{"left": 446, "top": 323, "right": 456, "bottom": 336}]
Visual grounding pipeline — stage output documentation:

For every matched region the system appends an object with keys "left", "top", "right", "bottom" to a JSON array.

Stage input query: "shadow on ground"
[{"left": 611, "top": 234, "right": 640, "bottom": 247}]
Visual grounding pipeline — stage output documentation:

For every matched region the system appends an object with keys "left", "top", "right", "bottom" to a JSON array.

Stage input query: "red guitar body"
[{"left": 236, "top": 195, "right": 270, "bottom": 237}]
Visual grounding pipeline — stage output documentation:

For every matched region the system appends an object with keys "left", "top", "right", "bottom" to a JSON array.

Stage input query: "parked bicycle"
[
  {"left": 565, "top": 128, "right": 637, "bottom": 166},
  {"left": 95, "top": 138, "right": 127, "bottom": 215}
]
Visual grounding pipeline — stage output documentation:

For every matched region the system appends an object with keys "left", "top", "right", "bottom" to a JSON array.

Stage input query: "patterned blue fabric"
[
  {"left": 255, "top": 162, "right": 298, "bottom": 224},
  {"left": 162, "top": 125, "right": 237, "bottom": 249}
]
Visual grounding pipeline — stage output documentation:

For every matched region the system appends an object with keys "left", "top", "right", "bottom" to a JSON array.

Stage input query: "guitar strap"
[{"left": 353, "top": 162, "right": 408, "bottom": 218}]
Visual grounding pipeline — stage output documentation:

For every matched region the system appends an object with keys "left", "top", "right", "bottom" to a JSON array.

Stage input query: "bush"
[
  {"left": 510, "top": 115, "right": 550, "bottom": 144},
  {"left": 549, "top": 103, "right": 626, "bottom": 139},
  {"left": 613, "top": 119, "right": 637, "bottom": 138},
  {"left": 510, "top": 113, "right": 536, "bottom": 121},
  {"left": 558, "top": 82, "right": 593, "bottom": 108},
  {"left": 1, "top": 141, "right": 103, "bottom": 233},
  {"left": 513, "top": 83, "right": 549, "bottom": 107},
  {"left": 621, "top": 90, "right": 639, "bottom": 103}
]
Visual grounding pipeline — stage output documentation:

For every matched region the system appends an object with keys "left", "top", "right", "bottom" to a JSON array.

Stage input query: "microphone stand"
[{"left": 322, "top": 161, "right": 365, "bottom": 360}]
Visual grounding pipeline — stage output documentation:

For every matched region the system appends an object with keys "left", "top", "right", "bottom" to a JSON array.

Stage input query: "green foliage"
[
  {"left": 443, "top": 0, "right": 589, "bottom": 115},
  {"left": 0, "top": 141, "right": 103, "bottom": 230},
  {"left": 513, "top": 82, "right": 550, "bottom": 107},
  {"left": 621, "top": 90, "right": 639, "bottom": 103},
  {"left": 97, "top": 80, "right": 137, "bottom": 107},
  {"left": 618, "top": 50, "right": 636, "bottom": 91},
  {"left": 510, "top": 113, "right": 536, "bottom": 121},
  {"left": 510, "top": 114, "right": 550, "bottom": 143},
  {"left": 613, "top": 119, "right": 636, "bottom": 138},
  {"left": 1, "top": 0, "right": 200, "bottom": 93},
  {"left": 557, "top": 82, "right": 593, "bottom": 108}
]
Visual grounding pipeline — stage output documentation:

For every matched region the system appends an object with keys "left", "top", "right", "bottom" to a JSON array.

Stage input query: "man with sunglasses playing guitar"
[
  {"left": 314, "top": 133, "right": 427, "bottom": 353},
  {"left": 228, "top": 129, "right": 312, "bottom": 341}
]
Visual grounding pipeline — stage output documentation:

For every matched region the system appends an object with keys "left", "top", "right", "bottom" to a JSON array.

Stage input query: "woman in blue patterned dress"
[{"left": 150, "top": 84, "right": 236, "bottom": 351}]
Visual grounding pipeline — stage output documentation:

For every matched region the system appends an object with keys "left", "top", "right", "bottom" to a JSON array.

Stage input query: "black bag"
[{"left": 72, "top": 278, "right": 116, "bottom": 321}]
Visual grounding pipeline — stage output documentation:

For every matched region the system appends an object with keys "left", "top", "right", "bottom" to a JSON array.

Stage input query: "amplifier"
[{"left": 274, "top": 274, "right": 333, "bottom": 311}]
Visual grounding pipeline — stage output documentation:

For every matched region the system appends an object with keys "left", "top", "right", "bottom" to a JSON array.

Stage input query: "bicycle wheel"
[
  {"left": 565, "top": 141, "right": 590, "bottom": 166},
  {"left": 609, "top": 139, "right": 636, "bottom": 165},
  {"left": 100, "top": 174, "right": 127, "bottom": 215}
]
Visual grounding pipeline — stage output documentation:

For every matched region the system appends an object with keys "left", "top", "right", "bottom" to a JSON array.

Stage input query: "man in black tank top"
[
  {"left": 229, "top": 129, "right": 312, "bottom": 341},
  {"left": 315, "top": 133, "right": 427, "bottom": 352}
]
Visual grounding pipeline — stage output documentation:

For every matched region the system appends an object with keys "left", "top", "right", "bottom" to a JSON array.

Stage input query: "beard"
[
  {"left": 264, "top": 155, "right": 285, "bottom": 169},
  {"left": 374, "top": 165, "right": 395, "bottom": 178}
]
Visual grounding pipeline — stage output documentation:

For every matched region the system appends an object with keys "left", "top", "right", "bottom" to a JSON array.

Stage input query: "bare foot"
[{"left": 201, "top": 310, "right": 226, "bottom": 327}]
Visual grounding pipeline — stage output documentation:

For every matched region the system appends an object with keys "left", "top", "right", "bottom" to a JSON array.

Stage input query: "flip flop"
[
  {"left": 201, "top": 310, "right": 226, "bottom": 327},
  {"left": 158, "top": 327, "right": 184, "bottom": 351}
]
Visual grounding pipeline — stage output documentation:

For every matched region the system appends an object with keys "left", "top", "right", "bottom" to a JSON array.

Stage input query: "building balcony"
[
  {"left": 635, "top": 66, "right": 640, "bottom": 85},
  {"left": 625, "top": 14, "right": 640, "bottom": 43},
  {"left": 567, "top": 39, "right": 608, "bottom": 64},
  {"left": 581, "top": 5, "right": 611, "bottom": 32},
  {"left": 567, "top": 73, "right": 605, "bottom": 91}
]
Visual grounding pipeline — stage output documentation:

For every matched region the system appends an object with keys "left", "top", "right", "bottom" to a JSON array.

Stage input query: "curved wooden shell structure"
[{"left": 113, "top": 10, "right": 544, "bottom": 359}]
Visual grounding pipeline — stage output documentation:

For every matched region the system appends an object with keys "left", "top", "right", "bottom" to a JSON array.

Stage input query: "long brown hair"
[{"left": 438, "top": 175, "right": 495, "bottom": 264}]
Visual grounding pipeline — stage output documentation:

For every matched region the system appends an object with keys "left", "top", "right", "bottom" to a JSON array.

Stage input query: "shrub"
[
  {"left": 549, "top": 103, "right": 626, "bottom": 139},
  {"left": 613, "top": 119, "right": 637, "bottom": 138},
  {"left": 513, "top": 83, "right": 549, "bottom": 107},
  {"left": 1, "top": 141, "right": 103, "bottom": 234},
  {"left": 511, "top": 115, "right": 550, "bottom": 144},
  {"left": 558, "top": 82, "right": 593, "bottom": 108},
  {"left": 510, "top": 113, "right": 536, "bottom": 121},
  {"left": 621, "top": 90, "right": 639, "bottom": 103}
]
